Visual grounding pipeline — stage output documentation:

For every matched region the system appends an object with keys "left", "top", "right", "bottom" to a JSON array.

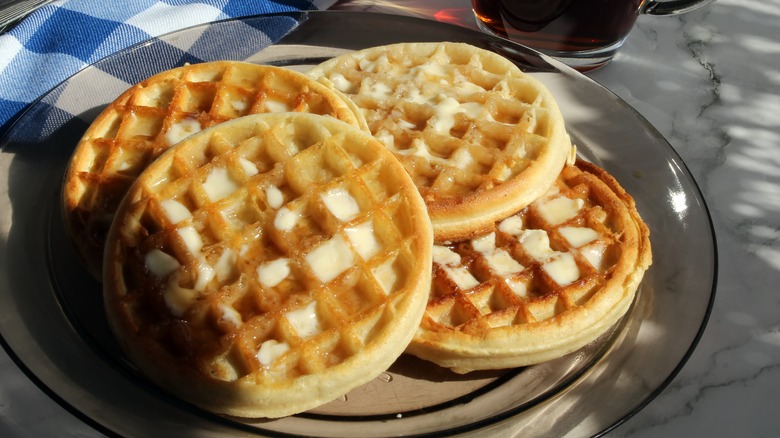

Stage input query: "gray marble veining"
[{"left": 591, "top": 1, "right": 780, "bottom": 436}]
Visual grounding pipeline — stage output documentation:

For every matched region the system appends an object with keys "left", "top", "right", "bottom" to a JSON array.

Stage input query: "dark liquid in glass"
[{"left": 472, "top": 0, "right": 644, "bottom": 52}]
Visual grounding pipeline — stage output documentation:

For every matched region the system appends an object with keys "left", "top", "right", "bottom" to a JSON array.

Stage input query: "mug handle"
[{"left": 642, "top": 0, "right": 713, "bottom": 15}]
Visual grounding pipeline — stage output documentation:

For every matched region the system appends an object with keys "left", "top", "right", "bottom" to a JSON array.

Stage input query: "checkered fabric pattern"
[{"left": 0, "top": 0, "right": 317, "bottom": 139}]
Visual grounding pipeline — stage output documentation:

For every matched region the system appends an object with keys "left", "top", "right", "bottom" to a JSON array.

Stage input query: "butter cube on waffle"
[
  {"left": 103, "top": 113, "right": 432, "bottom": 418},
  {"left": 406, "top": 160, "right": 652, "bottom": 373}
]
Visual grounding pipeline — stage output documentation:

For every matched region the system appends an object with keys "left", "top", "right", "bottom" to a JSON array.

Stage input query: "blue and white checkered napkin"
[{"left": 0, "top": 0, "right": 317, "bottom": 138}]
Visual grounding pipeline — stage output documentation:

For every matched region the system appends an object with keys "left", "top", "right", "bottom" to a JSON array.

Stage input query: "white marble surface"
[
  {"left": 2, "top": 1, "right": 778, "bottom": 436},
  {"left": 592, "top": 1, "right": 780, "bottom": 436}
]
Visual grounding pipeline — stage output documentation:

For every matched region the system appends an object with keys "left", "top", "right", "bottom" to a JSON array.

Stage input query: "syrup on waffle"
[
  {"left": 103, "top": 113, "right": 432, "bottom": 417},
  {"left": 63, "top": 61, "right": 366, "bottom": 279},
  {"left": 308, "top": 42, "right": 574, "bottom": 243},
  {"left": 406, "top": 160, "right": 651, "bottom": 373}
]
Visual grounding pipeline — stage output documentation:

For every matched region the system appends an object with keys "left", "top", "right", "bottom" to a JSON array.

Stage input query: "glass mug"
[{"left": 471, "top": 0, "right": 714, "bottom": 71}]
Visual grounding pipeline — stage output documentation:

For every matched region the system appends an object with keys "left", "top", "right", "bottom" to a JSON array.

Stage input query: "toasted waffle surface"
[
  {"left": 308, "top": 42, "right": 573, "bottom": 243},
  {"left": 64, "top": 61, "right": 366, "bottom": 279},
  {"left": 103, "top": 113, "right": 432, "bottom": 417},
  {"left": 406, "top": 160, "right": 651, "bottom": 373}
]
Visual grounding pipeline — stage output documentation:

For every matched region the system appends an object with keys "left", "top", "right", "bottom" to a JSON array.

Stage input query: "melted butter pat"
[
  {"left": 559, "top": 226, "right": 599, "bottom": 248},
  {"left": 218, "top": 303, "right": 242, "bottom": 328},
  {"left": 257, "top": 339, "right": 290, "bottom": 367},
  {"left": 345, "top": 221, "right": 380, "bottom": 260},
  {"left": 396, "top": 139, "right": 432, "bottom": 160},
  {"left": 397, "top": 118, "right": 417, "bottom": 130},
  {"left": 454, "top": 79, "right": 485, "bottom": 95},
  {"left": 459, "top": 102, "right": 484, "bottom": 118},
  {"left": 257, "top": 258, "right": 290, "bottom": 288},
  {"left": 328, "top": 73, "right": 352, "bottom": 93},
  {"left": 265, "top": 185, "right": 284, "bottom": 209},
  {"left": 405, "top": 88, "right": 437, "bottom": 106},
  {"left": 485, "top": 249, "right": 524, "bottom": 276},
  {"left": 214, "top": 248, "right": 236, "bottom": 281},
  {"left": 443, "top": 265, "right": 479, "bottom": 290},
  {"left": 498, "top": 215, "right": 524, "bottom": 236},
  {"left": 363, "top": 81, "right": 392, "bottom": 100},
  {"left": 358, "top": 54, "right": 388, "bottom": 73},
  {"left": 264, "top": 99, "right": 291, "bottom": 113},
  {"left": 274, "top": 207, "right": 300, "bottom": 232},
  {"left": 144, "top": 249, "right": 180, "bottom": 278},
  {"left": 581, "top": 242, "right": 607, "bottom": 271},
  {"left": 536, "top": 196, "right": 585, "bottom": 226},
  {"left": 358, "top": 58, "right": 375, "bottom": 72},
  {"left": 160, "top": 199, "right": 191, "bottom": 224},
  {"left": 163, "top": 277, "right": 197, "bottom": 317},
  {"left": 519, "top": 229, "right": 554, "bottom": 261},
  {"left": 375, "top": 130, "right": 395, "bottom": 148},
  {"left": 231, "top": 99, "right": 248, "bottom": 113},
  {"left": 411, "top": 141, "right": 436, "bottom": 161},
  {"left": 428, "top": 97, "right": 483, "bottom": 134},
  {"left": 471, "top": 233, "right": 496, "bottom": 253},
  {"left": 286, "top": 301, "right": 322, "bottom": 338},
  {"left": 203, "top": 167, "right": 238, "bottom": 202},
  {"left": 543, "top": 253, "right": 580, "bottom": 286},
  {"left": 165, "top": 118, "right": 202, "bottom": 146},
  {"left": 372, "top": 258, "right": 396, "bottom": 294},
  {"left": 505, "top": 277, "right": 528, "bottom": 298},
  {"left": 194, "top": 262, "right": 215, "bottom": 290},
  {"left": 322, "top": 188, "right": 360, "bottom": 222},
  {"left": 398, "top": 139, "right": 467, "bottom": 168},
  {"left": 411, "top": 62, "right": 449, "bottom": 78},
  {"left": 429, "top": 97, "right": 461, "bottom": 133},
  {"left": 305, "top": 234, "right": 355, "bottom": 283},
  {"left": 432, "top": 245, "right": 461, "bottom": 266},
  {"left": 177, "top": 226, "right": 203, "bottom": 254},
  {"left": 472, "top": 233, "right": 524, "bottom": 276},
  {"left": 495, "top": 165, "right": 513, "bottom": 182},
  {"left": 449, "top": 148, "right": 473, "bottom": 169},
  {"left": 434, "top": 245, "right": 479, "bottom": 290},
  {"left": 238, "top": 157, "right": 258, "bottom": 176},
  {"left": 175, "top": 226, "right": 216, "bottom": 290}
]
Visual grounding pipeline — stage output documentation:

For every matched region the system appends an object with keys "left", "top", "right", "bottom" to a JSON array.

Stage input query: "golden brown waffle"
[
  {"left": 103, "top": 113, "right": 432, "bottom": 418},
  {"left": 63, "top": 61, "right": 366, "bottom": 279},
  {"left": 308, "top": 42, "right": 573, "bottom": 243},
  {"left": 406, "top": 160, "right": 651, "bottom": 374}
]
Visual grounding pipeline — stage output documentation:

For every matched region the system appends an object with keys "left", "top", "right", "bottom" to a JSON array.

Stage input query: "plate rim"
[{"left": 0, "top": 10, "right": 718, "bottom": 437}]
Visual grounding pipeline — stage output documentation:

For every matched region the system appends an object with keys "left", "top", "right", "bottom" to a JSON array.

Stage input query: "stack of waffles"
[{"left": 61, "top": 42, "right": 651, "bottom": 418}]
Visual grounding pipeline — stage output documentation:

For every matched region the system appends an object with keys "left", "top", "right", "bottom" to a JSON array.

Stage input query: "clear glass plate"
[{"left": 0, "top": 11, "right": 716, "bottom": 437}]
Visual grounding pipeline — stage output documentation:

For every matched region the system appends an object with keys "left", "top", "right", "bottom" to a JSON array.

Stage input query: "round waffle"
[
  {"left": 63, "top": 61, "right": 366, "bottom": 279},
  {"left": 103, "top": 113, "right": 432, "bottom": 418},
  {"left": 308, "top": 42, "right": 573, "bottom": 243},
  {"left": 406, "top": 160, "right": 651, "bottom": 373}
]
